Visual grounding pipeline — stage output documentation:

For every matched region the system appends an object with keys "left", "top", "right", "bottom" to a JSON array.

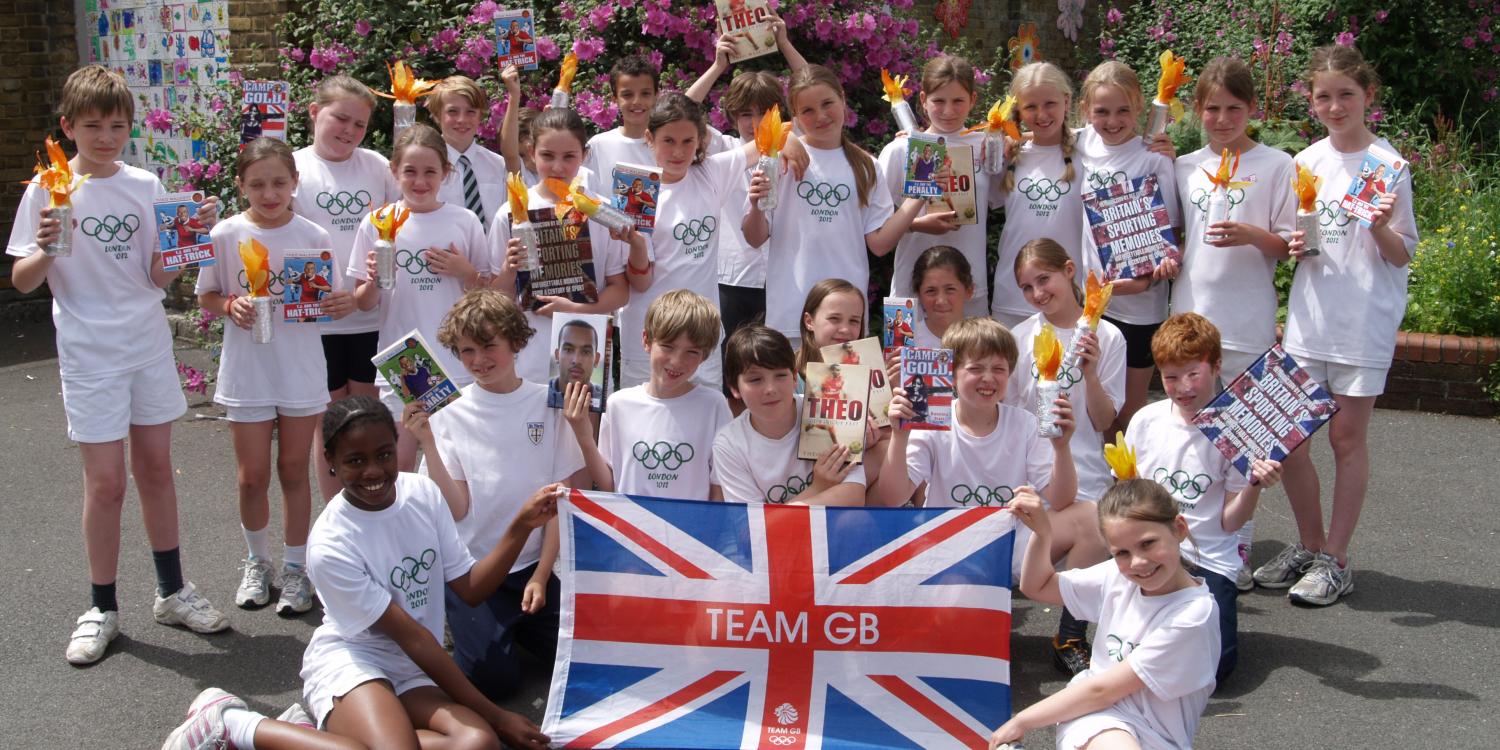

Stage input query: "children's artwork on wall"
[
  {"left": 933, "top": 0, "right": 972, "bottom": 39},
  {"left": 1009, "top": 22, "right": 1043, "bottom": 70}
]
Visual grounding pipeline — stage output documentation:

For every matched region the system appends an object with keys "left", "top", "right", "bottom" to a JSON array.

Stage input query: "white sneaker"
[
  {"left": 161, "top": 687, "right": 245, "bottom": 750},
  {"left": 65, "top": 607, "right": 120, "bottom": 665},
  {"left": 236, "top": 556, "right": 273, "bottom": 608},
  {"left": 153, "top": 582, "right": 230, "bottom": 633},
  {"left": 1235, "top": 563, "right": 1255, "bottom": 592},
  {"left": 275, "top": 563, "right": 315, "bottom": 615},
  {"left": 1289, "top": 553, "right": 1355, "bottom": 606},
  {"left": 275, "top": 701, "right": 315, "bottom": 729}
]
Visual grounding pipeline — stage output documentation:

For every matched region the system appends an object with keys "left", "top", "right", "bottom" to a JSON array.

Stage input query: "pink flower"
[
  {"left": 865, "top": 118, "right": 889, "bottom": 136},
  {"left": 1106, "top": 7, "right": 1124, "bottom": 25},
  {"left": 647, "top": 50, "right": 664, "bottom": 70},
  {"left": 587, "top": 4, "right": 613, "bottom": 31},
  {"left": 1374, "top": 9, "right": 1389, "bottom": 22},
  {"left": 467, "top": 1, "right": 501, "bottom": 24},
  {"left": 354, "top": 19, "right": 372, "bottom": 37},
  {"left": 1463, "top": 35, "right": 1477, "bottom": 48},
  {"left": 573, "top": 36, "right": 606, "bottom": 62},
  {"left": 145, "top": 108, "right": 173, "bottom": 132},
  {"left": 535, "top": 36, "right": 560, "bottom": 60},
  {"left": 204, "top": 163, "right": 222, "bottom": 180},
  {"left": 1335, "top": 31, "right": 1356, "bottom": 46}
]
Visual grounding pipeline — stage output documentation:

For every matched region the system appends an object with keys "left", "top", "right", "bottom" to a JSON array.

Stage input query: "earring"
[{"left": 329, "top": 467, "right": 336, "bottom": 476}]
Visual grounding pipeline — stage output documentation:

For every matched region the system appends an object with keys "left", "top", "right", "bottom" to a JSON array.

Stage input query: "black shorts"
[
  {"left": 718, "top": 283, "right": 766, "bottom": 340},
  {"left": 1104, "top": 317, "right": 1161, "bottom": 369},
  {"left": 321, "top": 331, "right": 380, "bottom": 391}
]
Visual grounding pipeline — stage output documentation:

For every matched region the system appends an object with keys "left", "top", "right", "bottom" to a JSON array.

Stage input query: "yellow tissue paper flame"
[
  {"left": 32, "top": 137, "right": 89, "bottom": 208},
  {"left": 1035, "top": 323, "right": 1063, "bottom": 381},
  {"left": 1156, "top": 50, "right": 1191, "bottom": 106},
  {"left": 1201, "top": 148, "right": 1252, "bottom": 192},
  {"left": 378, "top": 60, "right": 438, "bottom": 104},
  {"left": 1103, "top": 432, "right": 1138, "bottom": 480},
  {"left": 1082, "top": 271, "right": 1114, "bottom": 329},
  {"left": 556, "top": 53, "right": 578, "bottom": 93},
  {"left": 371, "top": 203, "right": 410, "bottom": 242},
  {"left": 1292, "top": 162, "right": 1322, "bottom": 213},
  {"left": 963, "top": 96, "right": 1022, "bottom": 140},
  {"left": 544, "top": 177, "right": 587, "bottom": 219},
  {"left": 237, "top": 238, "right": 271, "bottom": 297},
  {"left": 506, "top": 172, "right": 529, "bottom": 223},
  {"left": 880, "top": 69, "right": 909, "bottom": 104},
  {"left": 754, "top": 107, "right": 790, "bottom": 157}
]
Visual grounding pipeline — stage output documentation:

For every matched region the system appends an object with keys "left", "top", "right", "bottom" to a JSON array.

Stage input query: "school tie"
[{"left": 458, "top": 154, "right": 486, "bottom": 230}]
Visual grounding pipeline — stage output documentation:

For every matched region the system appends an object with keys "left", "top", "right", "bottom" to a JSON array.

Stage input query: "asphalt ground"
[{"left": 0, "top": 317, "right": 1495, "bottom": 748}]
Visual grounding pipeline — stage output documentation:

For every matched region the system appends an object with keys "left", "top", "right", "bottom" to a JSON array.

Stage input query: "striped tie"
[{"left": 459, "top": 154, "right": 486, "bottom": 230}]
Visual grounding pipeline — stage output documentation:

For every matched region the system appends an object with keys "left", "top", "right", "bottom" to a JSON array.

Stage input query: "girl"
[
  {"left": 989, "top": 480, "right": 1220, "bottom": 750},
  {"left": 291, "top": 74, "right": 401, "bottom": 501},
  {"left": 877, "top": 55, "right": 1000, "bottom": 317},
  {"left": 910, "top": 245, "right": 975, "bottom": 348},
  {"left": 795, "top": 279, "right": 889, "bottom": 485},
  {"left": 160, "top": 396, "right": 554, "bottom": 750},
  {"left": 991, "top": 62, "right": 1083, "bottom": 329},
  {"left": 196, "top": 138, "right": 354, "bottom": 615},
  {"left": 714, "top": 325, "right": 866, "bottom": 505},
  {"left": 1266, "top": 45, "right": 1418, "bottom": 607},
  {"left": 350, "top": 124, "right": 489, "bottom": 471},
  {"left": 744, "top": 64, "right": 925, "bottom": 343},
  {"left": 1075, "top": 60, "right": 1182, "bottom": 431}
]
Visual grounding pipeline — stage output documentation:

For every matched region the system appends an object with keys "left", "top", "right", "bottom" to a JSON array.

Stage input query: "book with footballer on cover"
[
  {"left": 798, "top": 362, "right": 871, "bottom": 463},
  {"left": 821, "top": 336, "right": 892, "bottom": 429},
  {"left": 372, "top": 330, "right": 462, "bottom": 414}
]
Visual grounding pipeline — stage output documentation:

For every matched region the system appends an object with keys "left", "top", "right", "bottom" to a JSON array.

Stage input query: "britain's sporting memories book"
[
  {"left": 547, "top": 313, "right": 612, "bottom": 413},
  {"left": 515, "top": 205, "right": 599, "bottom": 312},
  {"left": 821, "top": 336, "right": 892, "bottom": 429},
  {"left": 494, "top": 8, "right": 539, "bottom": 70},
  {"left": 883, "top": 297, "right": 917, "bottom": 352},
  {"left": 899, "top": 346, "right": 954, "bottom": 430},
  {"left": 1083, "top": 174, "right": 1181, "bottom": 280},
  {"left": 282, "top": 249, "right": 335, "bottom": 323},
  {"left": 714, "top": 0, "right": 778, "bottom": 62},
  {"left": 372, "top": 330, "right": 462, "bottom": 414},
  {"left": 240, "top": 80, "right": 290, "bottom": 145},
  {"left": 930, "top": 142, "right": 977, "bottom": 225},
  {"left": 903, "top": 132, "right": 948, "bottom": 198},
  {"left": 610, "top": 163, "right": 660, "bottom": 233},
  {"left": 799, "top": 362, "right": 871, "bottom": 463},
  {"left": 1191, "top": 344, "right": 1339, "bottom": 480},
  {"left": 155, "top": 192, "right": 214, "bottom": 271},
  {"left": 1339, "top": 141, "right": 1406, "bottom": 227}
]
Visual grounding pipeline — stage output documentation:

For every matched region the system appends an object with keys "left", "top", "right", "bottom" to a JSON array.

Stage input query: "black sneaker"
[{"left": 1052, "top": 636, "right": 1091, "bottom": 676}]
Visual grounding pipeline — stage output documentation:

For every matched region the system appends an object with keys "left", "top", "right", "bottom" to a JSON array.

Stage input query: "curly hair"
[{"left": 438, "top": 288, "right": 535, "bottom": 355}]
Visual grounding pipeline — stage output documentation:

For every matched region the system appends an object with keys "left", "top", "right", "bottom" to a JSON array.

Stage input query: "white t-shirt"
[
  {"left": 599, "top": 384, "right": 732, "bottom": 498},
  {"left": 1058, "top": 561, "right": 1220, "bottom": 750},
  {"left": 1171, "top": 144, "right": 1296, "bottom": 356},
  {"left": 302, "top": 473, "right": 475, "bottom": 688},
  {"left": 1006, "top": 314, "right": 1126, "bottom": 502},
  {"left": 195, "top": 213, "right": 332, "bottom": 410},
  {"left": 713, "top": 396, "right": 867, "bottom": 504},
  {"left": 761, "top": 143, "right": 894, "bottom": 337},
  {"left": 1283, "top": 137, "right": 1419, "bottom": 368},
  {"left": 347, "top": 202, "right": 490, "bottom": 387},
  {"left": 992, "top": 140, "right": 1085, "bottom": 319},
  {"left": 428, "top": 381, "right": 584, "bottom": 568},
  {"left": 1125, "top": 399, "right": 1248, "bottom": 579},
  {"left": 906, "top": 402, "right": 1053, "bottom": 509},
  {"left": 1076, "top": 127, "right": 1181, "bottom": 325},
  {"left": 6, "top": 164, "right": 173, "bottom": 379},
  {"left": 716, "top": 133, "right": 764, "bottom": 289},
  {"left": 583, "top": 128, "right": 654, "bottom": 195},
  {"left": 913, "top": 317, "right": 944, "bottom": 349},
  {"left": 439, "top": 141, "right": 507, "bottom": 231},
  {"left": 292, "top": 147, "right": 400, "bottom": 335},
  {"left": 878, "top": 129, "right": 1001, "bottom": 318}
]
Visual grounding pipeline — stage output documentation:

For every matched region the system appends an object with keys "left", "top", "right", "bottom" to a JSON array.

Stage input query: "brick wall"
[
  {"left": 226, "top": 0, "right": 292, "bottom": 77},
  {"left": 1377, "top": 333, "right": 1498, "bottom": 418},
  {"left": 911, "top": 0, "right": 1095, "bottom": 80}
]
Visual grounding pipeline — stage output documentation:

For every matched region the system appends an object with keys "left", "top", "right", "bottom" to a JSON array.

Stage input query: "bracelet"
[
  {"left": 627, "top": 259, "right": 652, "bottom": 276},
  {"left": 224, "top": 293, "right": 238, "bottom": 316}
]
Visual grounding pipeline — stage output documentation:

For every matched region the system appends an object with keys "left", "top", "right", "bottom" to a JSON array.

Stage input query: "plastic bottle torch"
[
  {"left": 1203, "top": 188, "right": 1230, "bottom": 243},
  {"left": 1200, "top": 148, "right": 1247, "bottom": 243},
  {"left": 251, "top": 296, "right": 274, "bottom": 344},
  {"left": 550, "top": 53, "right": 578, "bottom": 110},
  {"left": 370, "top": 203, "right": 410, "bottom": 291},
  {"left": 380, "top": 60, "right": 436, "bottom": 144},
  {"left": 237, "top": 238, "right": 274, "bottom": 344},
  {"left": 964, "top": 96, "right": 1021, "bottom": 176},
  {"left": 33, "top": 136, "right": 87, "bottom": 257},
  {"left": 1146, "top": 50, "right": 1191, "bottom": 140},
  {"left": 1059, "top": 272, "right": 1114, "bottom": 375},
  {"left": 1033, "top": 324, "right": 1064, "bottom": 439},
  {"left": 881, "top": 69, "right": 919, "bottom": 134},
  {"left": 753, "top": 107, "right": 791, "bottom": 212},
  {"left": 567, "top": 184, "right": 636, "bottom": 234},
  {"left": 1292, "top": 162, "right": 1323, "bottom": 257},
  {"left": 507, "top": 172, "right": 541, "bottom": 271}
]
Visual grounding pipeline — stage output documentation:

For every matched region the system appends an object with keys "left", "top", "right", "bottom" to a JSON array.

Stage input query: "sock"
[
  {"left": 242, "top": 525, "right": 272, "bottom": 561},
  {"left": 152, "top": 547, "right": 185, "bottom": 598},
  {"left": 91, "top": 582, "right": 119, "bottom": 613},
  {"left": 222, "top": 706, "right": 264, "bottom": 750},
  {"left": 1057, "top": 606, "right": 1088, "bottom": 642},
  {"left": 1237, "top": 519, "right": 1255, "bottom": 562},
  {"left": 282, "top": 544, "right": 307, "bottom": 568}
]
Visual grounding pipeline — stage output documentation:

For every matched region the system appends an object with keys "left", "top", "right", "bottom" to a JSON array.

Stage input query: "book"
[
  {"left": 240, "top": 80, "right": 290, "bottom": 146},
  {"left": 1083, "top": 174, "right": 1180, "bottom": 281},
  {"left": 372, "top": 330, "right": 462, "bottom": 414},
  {"left": 883, "top": 297, "right": 917, "bottom": 352},
  {"left": 1339, "top": 141, "right": 1406, "bottom": 227},
  {"left": 282, "top": 249, "right": 336, "bottom": 323},
  {"left": 799, "top": 362, "right": 872, "bottom": 463},
  {"left": 610, "top": 163, "right": 660, "bottom": 233},
  {"left": 494, "top": 8, "right": 539, "bottom": 70},
  {"left": 155, "top": 192, "right": 214, "bottom": 271},
  {"left": 898, "top": 346, "right": 955, "bottom": 430},
  {"left": 1191, "top": 344, "right": 1339, "bottom": 481},
  {"left": 547, "top": 313, "right": 612, "bottom": 413},
  {"left": 902, "top": 132, "right": 948, "bottom": 198},
  {"left": 515, "top": 205, "right": 599, "bottom": 312},
  {"left": 820, "top": 336, "right": 892, "bottom": 429},
  {"left": 930, "top": 142, "right": 977, "bottom": 225},
  {"left": 714, "top": 0, "right": 778, "bottom": 62}
]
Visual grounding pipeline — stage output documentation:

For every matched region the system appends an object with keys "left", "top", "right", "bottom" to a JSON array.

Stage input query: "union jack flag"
[{"left": 542, "top": 490, "right": 1015, "bottom": 749}]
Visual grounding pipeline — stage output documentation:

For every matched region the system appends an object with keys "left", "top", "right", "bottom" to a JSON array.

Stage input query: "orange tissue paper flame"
[
  {"left": 1082, "top": 271, "right": 1114, "bottom": 329},
  {"left": 556, "top": 53, "right": 578, "bottom": 92},
  {"left": 506, "top": 172, "right": 529, "bottom": 223},
  {"left": 1156, "top": 50, "right": 1191, "bottom": 105},
  {"left": 32, "top": 137, "right": 88, "bottom": 207},
  {"left": 754, "top": 107, "right": 790, "bottom": 157},
  {"left": 1103, "top": 432, "right": 1138, "bottom": 480},
  {"left": 238, "top": 238, "right": 271, "bottom": 297},
  {"left": 1201, "top": 148, "right": 1252, "bottom": 192},
  {"left": 371, "top": 203, "right": 410, "bottom": 242},
  {"left": 544, "top": 177, "right": 587, "bottom": 219},
  {"left": 1035, "top": 323, "right": 1063, "bottom": 381},
  {"left": 379, "top": 60, "right": 438, "bottom": 104},
  {"left": 963, "top": 96, "right": 1022, "bottom": 140},
  {"left": 880, "top": 69, "right": 909, "bottom": 104},
  {"left": 1292, "top": 162, "right": 1322, "bottom": 212}
]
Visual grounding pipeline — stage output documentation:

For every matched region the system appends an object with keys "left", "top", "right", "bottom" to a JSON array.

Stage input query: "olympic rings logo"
[
  {"left": 389, "top": 548, "right": 436, "bottom": 591},
  {"left": 316, "top": 190, "right": 373, "bottom": 216},
  {"left": 796, "top": 181, "right": 851, "bottom": 208},
  {"left": 949, "top": 483, "right": 1015, "bottom": 507},
  {"left": 1031, "top": 360, "right": 1081, "bottom": 389},
  {"left": 1152, "top": 467, "right": 1212, "bottom": 500},
  {"left": 1018, "top": 177, "right": 1071, "bottom": 202},
  {"left": 672, "top": 216, "right": 718, "bottom": 245},
  {"left": 765, "top": 472, "right": 812, "bottom": 504},
  {"left": 632, "top": 441, "right": 695, "bottom": 471},
  {"left": 80, "top": 213, "right": 141, "bottom": 242},
  {"left": 1087, "top": 170, "right": 1128, "bottom": 190},
  {"left": 1316, "top": 199, "right": 1354, "bottom": 227},
  {"left": 396, "top": 248, "right": 431, "bottom": 275},
  {"left": 1106, "top": 634, "right": 1138, "bottom": 662},
  {"left": 767, "top": 737, "right": 799, "bottom": 746},
  {"left": 237, "top": 268, "right": 288, "bottom": 295},
  {"left": 1189, "top": 187, "right": 1246, "bottom": 212}
]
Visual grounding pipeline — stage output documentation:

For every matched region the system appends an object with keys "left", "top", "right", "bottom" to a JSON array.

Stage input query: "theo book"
[
  {"left": 282, "top": 249, "right": 335, "bottom": 323},
  {"left": 899, "top": 346, "right": 954, "bottom": 430},
  {"left": 821, "top": 336, "right": 892, "bottom": 429},
  {"left": 798, "top": 362, "right": 871, "bottom": 463},
  {"left": 611, "top": 163, "right": 660, "bottom": 233},
  {"left": 1191, "top": 343, "right": 1338, "bottom": 481},
  {"left": 155, "top": 192, "right": 214, "bottom": 271},
  {"left": 929, "top": 142, "right": 977, "bottom": 225},
  {"left": 714, "top": 0, "right": 778, "bottom": 62},
  {"left": 372, "top": 330, "right": 462, "bottom": 414},
  {"left": 516, "top": 205, "right": 599, "bottom": 312}
]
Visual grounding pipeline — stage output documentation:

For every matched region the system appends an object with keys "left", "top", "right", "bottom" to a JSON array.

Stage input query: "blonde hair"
[
  {"left": 391, "top": 123, "right": 450, "bottom": 172},
  {"left": 1003, "top": 62, "right": 1076, "bottom": 192},
  {"left": 1080, "top": 60, "right": 1145, "bottom": 130},
  {"left": 438, "top": 288, "right": 534, "bottom": 354},
  {"left": 59, "top": 65, "right": 134, "bottom": 122},
  {"left": 796, "top": 278, "right": 865, "bottom": 374},
  {"left": 645, "top": 289, "right": 721, "bottom": 352},
  {"left": 314, "top": 74, "right": 378, "bottom": 110},
  {"left": 789, "top": 65, "right": 878, "bottom": 207},
  {"left": 1098, "top": 478, "right": 1197, "bottom": 566},
  {"left": 426, "top": 75, "right": 489, "bottom": 114},
  {"left": 942, "top": 317, "right": 1018, "bottom": 371}
]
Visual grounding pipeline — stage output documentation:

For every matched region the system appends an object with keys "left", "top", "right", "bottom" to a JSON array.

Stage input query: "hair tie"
[
  {"left": 1063, "top": 155, "right": 1073, "bottom": 166},
  {"left": 1006, "top": 162, "right": 1017, "bottom": 172}
]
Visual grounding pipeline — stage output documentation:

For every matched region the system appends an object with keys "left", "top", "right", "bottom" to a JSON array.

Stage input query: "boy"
[
  {"left": 1125, "top": 312, "right": 1282, "bottom": 684},
  {"left": 578, "top": 290, "right": 731, "bottom": 499},
  {"left": 429, "top": 75, "right": 506, "bottom": 230},
  {"left": 416, "top": 288, "right": 589, "bottom": 696},
  {"left": 582, "top": 56, "right": 660, "bottom": 195},
  {"left": 498, "top": 65, "right": 541, "bottom": 186},
  {"left": 7, "top": 65, "right": 227, "bottom": 665}
]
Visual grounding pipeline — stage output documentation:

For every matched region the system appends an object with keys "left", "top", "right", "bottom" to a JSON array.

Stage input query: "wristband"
[
  {"left": 224, "top": 293, "right": 238, "bottom": 317},
  {"left": 627, "top": 259, "right": 652, "bottom": 276}
]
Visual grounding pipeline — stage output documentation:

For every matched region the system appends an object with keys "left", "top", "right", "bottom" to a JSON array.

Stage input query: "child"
[
  {"left": 429, "top": 75, "right": 507, "bottom": 230},
  {"left": 1268, "top": 45, "right": 1418, "bottom": 606},
  {"left": 1075, "top": 60, "right": 1182, "bottom": 431},
  {"left": 1126, "top": 313, "right": 1283, "bottom": 683},
  {"left": 877, "top": 55, "right": 1000, "bottom": 317},
  {"left": 161, "top": 396, "right": 553, "bottom": 749},
  {"left": 744, "top": 64, "right": 925, "bottom": 342},
  {"left": 291, "top": 74, "right": 401, "bottom": 500},
  {"left": 795, "top": 279, "right": 891, "bottom": 482},
  {"left": 577, "top": 290, "right": 732, "bottom": 498},
  {"left": 7, "top": 65, "right": 226, "bottom": 665},
  {"left": 582, "top": 56, "right": 661, "bottom": 193},
  {"left": 498, "top": 64, "right": 540, "bottom": 186},
  {"left": 196, "top": 138, "right": 354, "bottom": 615},
  {"left": 988, "top": 480, "right": 1219, "bottom": 750},
  {"left": 715, "top": 325, "right": 866, "bottom": 505},
  {"left": 910, "top": 245, "right": 975, "bottom": 348},
  {"left": 349, "top": 123, "right": 489, "bottom": 470},
  {"left": 991, "top": 62, "right": 1083, "bottom": 329}
]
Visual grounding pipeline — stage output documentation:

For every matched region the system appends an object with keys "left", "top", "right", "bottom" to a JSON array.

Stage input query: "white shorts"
[
  {"left": 225, "top": 403, "right": 327, "bottom": 423},
  {"left": 1219, "top": 348, "right": 1262, "bottom": 383},
  {"left": 61, "top": 356, "right": 187, "bottom": 443},
  {"left": 303, "top": 655, "right": 434, "bottom": 729},
  {"left": 1297, "top": 355, "right": 1387, "bottom": 397},
  {"left": 1056, "top": 707, "right": 1140, "bottom": 749},
  {"left": 620, "top": 354, "right": 723, "bottom": 392}
]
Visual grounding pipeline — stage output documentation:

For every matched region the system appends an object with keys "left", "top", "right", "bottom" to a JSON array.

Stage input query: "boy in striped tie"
[{"left": 431, "top": 75, "right": 506, "bottom": 230}]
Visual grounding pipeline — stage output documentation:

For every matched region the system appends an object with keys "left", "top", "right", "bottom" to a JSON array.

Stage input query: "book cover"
[
  {"left": 883, "top": 297, "right": 917, "bottom": 352},
  {"left": 1084, "top": 174, "right": 1181, "bottom": 281},
  {"left": 899, "top": 346, "right": 955, "bottom": 430},
  {"left": 547, "top": 313, "right": 612, "bottom": 413},
  {"left": 929, "top": 142, "right": 977, "bottom": 225},
  {"left": 282, "top": 249, "right": 336, "bottom": 323},
  {"left": 820, "top": 336, "right": 892, "bottom": 429},
  {"left": 372, "top": 330, "right": 462, "bottom": 414},
  {"left": 515, "top": 205, "right": 599, "bottom": 312},
  {"left": 714, "top": 0, "right": 778, "bottom": 62},
  {"left": 903, "top": 132, "right": 948, "bottom": 198},
  {"left": 494, "top": 8, "right": 539, "bottom": 70},
  {"left": 240, "top": 80, "right": 290, "bottom": 146},
  {"left": 798, "top": 362, "right": 872, "bottom": 463},
  {"left": 1338, "top": 142, "right": 1406, "bottom": 227},
  {"left": 610, "top": 162, "right": 660, "bottom": 233},
  {"left": 155, "top": 191, "right": 214, "bottom": 271},
  {"left": 1191, "top": 343, "right": 1339, "bottom": 481}
]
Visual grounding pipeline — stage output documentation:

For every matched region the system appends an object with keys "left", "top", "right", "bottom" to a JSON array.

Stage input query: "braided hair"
[{"left": 322, "top": 395, "right": 396, "bottom": 456}]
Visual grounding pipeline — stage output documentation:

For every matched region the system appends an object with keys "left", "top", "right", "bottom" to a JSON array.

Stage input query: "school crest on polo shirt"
[{"left": 527, "top": 421, "right": 544, "bottom": 445}]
